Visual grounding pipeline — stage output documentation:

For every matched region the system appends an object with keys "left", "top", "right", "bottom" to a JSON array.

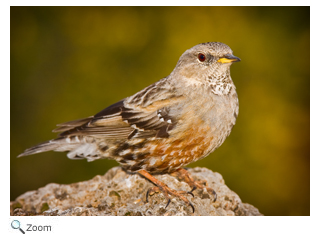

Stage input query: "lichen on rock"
[{"left": 10, "top": 167, "right": 262, "bottom": 216}]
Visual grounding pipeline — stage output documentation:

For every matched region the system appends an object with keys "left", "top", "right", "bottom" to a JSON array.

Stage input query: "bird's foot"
[
  {"left": 138, "top": 170, "right": 195, "bottom": 213},
  {"left": 171, "top": 168, "right": 217, "bottom": 202}
]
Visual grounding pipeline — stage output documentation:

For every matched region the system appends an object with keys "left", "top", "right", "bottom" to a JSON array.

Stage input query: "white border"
[{"left": 3, "top": 2, "right": 318, "bottom": 236}]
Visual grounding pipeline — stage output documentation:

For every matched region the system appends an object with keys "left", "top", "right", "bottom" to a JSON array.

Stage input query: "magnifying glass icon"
[{"left": 11, "top": 220, "right": 25, "bottom": 234}]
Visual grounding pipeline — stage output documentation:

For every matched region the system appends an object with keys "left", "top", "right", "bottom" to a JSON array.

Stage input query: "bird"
[{"left": 18, "top": 42, "right": 240, "bottom": 212}]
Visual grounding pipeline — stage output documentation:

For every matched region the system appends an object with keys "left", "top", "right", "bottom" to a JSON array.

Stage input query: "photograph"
[{"left": 10, "top": 6, "right": 309, "bottom": 219}]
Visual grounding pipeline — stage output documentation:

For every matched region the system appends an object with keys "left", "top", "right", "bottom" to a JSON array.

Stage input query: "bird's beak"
[{"left": 217, "top": 54, "right": 241, "bottom": 64}]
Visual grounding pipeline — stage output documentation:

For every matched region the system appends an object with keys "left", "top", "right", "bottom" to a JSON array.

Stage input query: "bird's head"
[{"left": 172, "top": 42, "right": 240, "bottom": 92}]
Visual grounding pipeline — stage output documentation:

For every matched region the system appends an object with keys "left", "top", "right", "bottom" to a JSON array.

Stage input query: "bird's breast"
[{"left": 116, "top": 88, "right": 238, "bottom": 174}]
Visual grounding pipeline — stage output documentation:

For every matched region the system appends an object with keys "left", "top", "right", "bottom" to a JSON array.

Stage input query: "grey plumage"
[{"left": 18, "top": 42, "right": 240, "bottom": 175}]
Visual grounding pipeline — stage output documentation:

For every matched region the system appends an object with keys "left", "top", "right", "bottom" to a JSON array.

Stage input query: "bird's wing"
[{"left": 53, "top": 79, "right": 184, "bottom": 139}]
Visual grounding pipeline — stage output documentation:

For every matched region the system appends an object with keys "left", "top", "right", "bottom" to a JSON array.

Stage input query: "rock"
[{"left": 10, "top": 167, "right": 262, "bottom": 216}]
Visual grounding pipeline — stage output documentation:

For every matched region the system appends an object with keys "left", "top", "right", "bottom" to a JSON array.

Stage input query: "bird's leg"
[
  {"left": 138, "top": 169, "right": 194, "bottom": 213},
  {"left": 171, "top": 168, "right": 217, "bottom": 202}
]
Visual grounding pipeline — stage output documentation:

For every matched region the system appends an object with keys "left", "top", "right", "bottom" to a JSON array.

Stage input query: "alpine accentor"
[{"left": 18, "top": 42, "right": 241, "bottom": 212}]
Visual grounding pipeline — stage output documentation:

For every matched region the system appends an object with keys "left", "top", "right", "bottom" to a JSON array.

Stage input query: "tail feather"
[
  {"left": 18, "top": 136, "right": 103, "bottom": 161},
  {"left": 17, "top": 138, "right": 79, "bottom": 157}
]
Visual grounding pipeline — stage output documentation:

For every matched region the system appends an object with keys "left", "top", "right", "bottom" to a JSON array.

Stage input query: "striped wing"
[{"left": 53, "top": 81, "right": 184, "bottom": 139}]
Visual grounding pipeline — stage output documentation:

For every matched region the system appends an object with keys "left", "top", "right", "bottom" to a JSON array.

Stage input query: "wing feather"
[{"left": 53, "top": 79, "right": 183, "bottom": 140}]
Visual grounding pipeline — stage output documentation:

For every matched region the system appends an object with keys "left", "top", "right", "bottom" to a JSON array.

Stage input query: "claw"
[
  {"left": 190, "top": 186, "right": 196, "bottom": 193},
  {"left": 187, "top": 187, "right": 196, "bottom": 197},
  {"left": 212, "top": 189, "right": 217, "bottom": 202},
  {"left": 189, "top": 202, "right": 195, "bottom": 213},
  {"left": 165, "top": 199, "right": 171, "bottom": 209},
  {"left": 146, "top": 189, "right": 150, "bottom": 203}
]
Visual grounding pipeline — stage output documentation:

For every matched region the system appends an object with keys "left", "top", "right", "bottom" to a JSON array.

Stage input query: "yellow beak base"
[{"left": 217, "top": 55, "right": 241, "bottom": 64}]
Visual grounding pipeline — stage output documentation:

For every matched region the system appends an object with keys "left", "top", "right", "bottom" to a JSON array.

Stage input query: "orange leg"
[
  {"left": 138, "top": 169, "right": 195, "bottom": 213},
  {"left": 172, "top": 168, "right": 217, "bottom": 202}
]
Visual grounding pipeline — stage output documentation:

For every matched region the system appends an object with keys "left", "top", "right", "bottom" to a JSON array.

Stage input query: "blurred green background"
[{"left": 10, "top": 6, "right": 309, "bottom": 216}]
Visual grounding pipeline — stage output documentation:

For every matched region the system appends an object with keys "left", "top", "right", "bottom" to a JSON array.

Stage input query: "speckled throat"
[{"left": 206, "top": 71, "right": 234, "bottom": 95}]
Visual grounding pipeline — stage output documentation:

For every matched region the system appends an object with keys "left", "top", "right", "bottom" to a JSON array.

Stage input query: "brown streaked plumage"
[{"left": 18, "top": 42, "right": 240, "bottom": 212}]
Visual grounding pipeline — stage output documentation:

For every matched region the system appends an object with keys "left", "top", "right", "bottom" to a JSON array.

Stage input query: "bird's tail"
[{"left": 17, "top": 138, "right": 79, "bottom": 157}]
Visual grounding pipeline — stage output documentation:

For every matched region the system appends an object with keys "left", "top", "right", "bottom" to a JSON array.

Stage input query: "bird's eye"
[{"left": 198, "top": 53, "right": 206, "bottom": 62}]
